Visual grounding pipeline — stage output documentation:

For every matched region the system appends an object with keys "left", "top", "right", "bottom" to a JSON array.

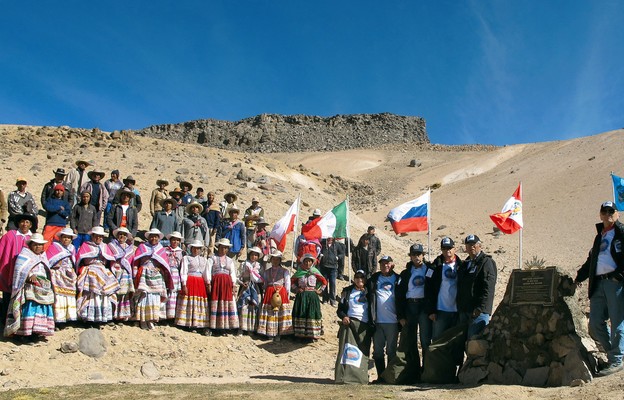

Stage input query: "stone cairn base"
[{"left": 459, "top": 267, "right": 598, "bottom": 387}]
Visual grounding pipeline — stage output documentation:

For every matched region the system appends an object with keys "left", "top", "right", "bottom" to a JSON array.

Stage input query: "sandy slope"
[{"left": 0, "top": 125, "right": 623, "bottom": 395}]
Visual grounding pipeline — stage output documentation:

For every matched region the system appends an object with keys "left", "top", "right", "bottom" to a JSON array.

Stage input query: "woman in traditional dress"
[
  {"left": 46, "top": 227, "right": 78, "bottom": 326},
  {"left": 4, "top": 233, "right": 54, "bottom": 342},
  {"left": 162, "top": 231, "right": 184, "bottom": 321},
  {"left": 237, "top": 246, "right": 264, "bottom": 335},
  {"left": 107, "top": 227, "right": 135, "bottom": 321},
  {"left": 252, "top": 218, "right": 271, "bottom": 258},
  {"left": 132, "top": 228, "right": 173, "bottom": 330},
  {"left": 175, "top": 240, "right": 210, "bottom": 334},
  {"left": 257, "top": 250, "right": 293, "bottom": 342},
  {"left": 207, "top": 238, "right": 239, "bottom": 335},
  {"left": 291, "top": 253, "right": 327, "bottom": 341},
  {"left": 76, "top": 226, "right": 120, "bottom": 324}
]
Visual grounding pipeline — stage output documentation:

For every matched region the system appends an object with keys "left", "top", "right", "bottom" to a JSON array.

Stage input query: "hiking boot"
[{"left": 597, "top": 362, "right": 624, "bottom": 377}]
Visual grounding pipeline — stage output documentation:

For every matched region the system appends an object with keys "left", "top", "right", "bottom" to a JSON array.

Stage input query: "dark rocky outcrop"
[{"left": 129, "top": 113, "right": 428, "bottom": 153}]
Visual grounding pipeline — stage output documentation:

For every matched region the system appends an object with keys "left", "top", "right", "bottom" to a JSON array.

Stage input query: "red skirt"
[{"left": 209, "top": 273, "right": 239, "bottom": 330}]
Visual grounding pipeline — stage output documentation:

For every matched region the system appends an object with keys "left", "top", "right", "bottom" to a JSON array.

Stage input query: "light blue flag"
[{"left": 612, "top": 173, "right": 624, "bottom": 211}]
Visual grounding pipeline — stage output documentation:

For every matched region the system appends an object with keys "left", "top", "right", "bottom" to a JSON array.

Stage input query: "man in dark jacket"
[
  {"left": 367, "top": 226, "right": 382, "bottom": 275},
  {"left": 319, "top": 238, "right": 339, "bottom": 306},
  {"left": 367, "top": 255, "right": 400, "bottom": 382},
  {"left": 425, "top": 237, "right": 463, "bottom": 340},
  {"left": 396, "top": 243, "right": 433, "bottom": 362},
  {"left": 457, "top": 235, "right": 497, "bottom": 339},
  {"left": 41, "top": 168, "right": 73, "bottom": 208},
  {"left": 106, "top": 189, "right": 139, "bottom": 237},
  {"left": 575, "top": 201, "right": 624, "bottom": 376}
]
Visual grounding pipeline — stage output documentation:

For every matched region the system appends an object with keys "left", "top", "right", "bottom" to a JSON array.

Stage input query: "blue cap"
[
  {"left": 441, "top": 237, "right": 455, "bottom": 249},
  {"left": 464, "top": 235, "right": 481, "bottom": 245},
  {"left": 409, "top": 244, "right": 425, "bottom": 255}
]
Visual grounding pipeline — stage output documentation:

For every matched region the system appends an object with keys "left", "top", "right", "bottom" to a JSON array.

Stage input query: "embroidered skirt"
[
  {"left": 16, "top": 300, "right": 55, "bottom": 336},
  {"left": 209, "top": 274, "right": 239, "bottom": 330},
  {"left": 257, "top": 285, "right": 293, "bottom": 337},
  {"left": 175, "top": 275, "right": 209, "bottom": 328},
  {"left": 292, "top": 290, "right": 322, "bottom": 339}
]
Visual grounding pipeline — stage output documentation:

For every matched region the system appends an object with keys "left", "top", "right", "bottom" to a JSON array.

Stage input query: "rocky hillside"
[{"left": 129, "top": 113, "right": 428, "bottom": 152}]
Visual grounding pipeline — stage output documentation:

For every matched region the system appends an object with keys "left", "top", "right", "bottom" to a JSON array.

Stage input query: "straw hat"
[
  {"left": 87, "top": 170, "right": 106, "bottom": 180},
  {"left": 224, "top": 192, "right": 238, "bottom": 202},
  {"left": 55, "top": 227, "right": 77, "bottom": 239},
  {"left": 180, "top": 181, "right": 193, "bottom": 191},
  {"left": 117, "top": 189, "right": 135, "bottom": 199},
  {"left": 88, "top": 226, "right": 106, "bottom": 236},
  {"left": 27, "top": 233, "right": 48, "bottom": 245},
  {"left": 144, "top": 228, "right": 164, "bottom": 240},
  {"left": 122, "top": 175, "right": 136, "bottom": 185},
  {"left": 75, "top": 160, "right": 93, "bottom": 167},
  {"left": 185, "top": 201, "right": 204, "bottom": 214},
  {"left": 156, "top": 179, "right": 169, "bottom": 186},
  {"left": 160, "top": 198, "right": 178, "bottom": 209}
]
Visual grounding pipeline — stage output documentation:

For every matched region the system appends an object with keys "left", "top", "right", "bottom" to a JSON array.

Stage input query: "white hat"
[
  {"left": 215, "top": 238, "right": 232, "bottom": 248},
  {"left": 27, "top": 233, "right": 48, "bottom": 245},
  {"left": 312, "top": 208, "right": 322, "bottom": 216},
  {"left": 166, "top": 231, "right": 183, "bottom": 240},
  {"left": 269, "top": 250, "right": 283, "bottom": 259},
  {"left": 113, "top": 227, "right": 133, "bottom": 240},
  {"left": 188, "top": 240, "right": 205, "bottom": 248},
  {"left": 88, "top": 226, "right": 106, "bottom": 236},
  {"left": 144, "top": 228, "right": 164, "bottom": 240},
  {"left": 55, "top": 227, "right": 77, "bottom": 239},
  {"left": 248, "top": 246, "right": 262, "bottom": 255}
]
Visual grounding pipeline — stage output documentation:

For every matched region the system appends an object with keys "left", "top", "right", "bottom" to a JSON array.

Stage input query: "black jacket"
[
  {"left": 424, "top": 254, "right": 464, "bottom": 316},
  {"left": 457, "top": 252, "right": 497, "bottom": 315},
  {"left": 337, "top": 284, "right": 373, "bottom": 324},
  {"left": 576, "top": 220, "right": 624, "bottom": 298},
  {"left": 395, "top": 260, "right": 432, "bottom": 320},
  {"left": 366, "top": 270, "right": 400, "bottom": 324},
  {"left": 106, "top": 204, "right": 139, "bottom": 236}
]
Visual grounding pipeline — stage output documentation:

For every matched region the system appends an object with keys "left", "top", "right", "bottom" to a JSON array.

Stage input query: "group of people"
[{"left": 335, "top": 235, "right": 497, "bottom": 384}]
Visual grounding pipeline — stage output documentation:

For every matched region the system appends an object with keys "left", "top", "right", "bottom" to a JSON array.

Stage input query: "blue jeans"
[
  {"left": 432, "top": 310, "right": 458, "bottom": 341},
  {"left": 103, "top": 202, "right": 113, "bottom": 230},
  {"left": 589, "top": 278, "right": 624, "bottom": 364},
  {"left": 373, "top": 322, "right": 399, "bottom": 366},
  {"left": 73, "top": 233, "right": 91, "bottom": 249},
  {"left": 459, "top": 311, "right": 490, "bottom": 339},
  {"left": 320, "top": 266, "right": 337, "bottom": 303}
]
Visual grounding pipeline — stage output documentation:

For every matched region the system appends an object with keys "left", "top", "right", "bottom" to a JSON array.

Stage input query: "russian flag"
[{"left": 387, "top": 191, "right": 430, "bottom": 234}]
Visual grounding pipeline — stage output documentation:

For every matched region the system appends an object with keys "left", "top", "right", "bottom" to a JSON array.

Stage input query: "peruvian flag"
[
  {"left": 301, "top": 200, "right": 348, "bottom": 240},
  {"left": 269, "top": 197, "right": 300, "bottom": 251},
  {"left": 490, "top": 183, "right": 523, "bottom": 234}
]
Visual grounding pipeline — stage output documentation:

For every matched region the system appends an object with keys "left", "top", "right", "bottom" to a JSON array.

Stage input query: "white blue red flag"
[
  {"left": 387, "top": 191, "right": 430, "bottom": 234},
  {"left": 612, "top": 173, "right": 624, "bottom": 212},
  {"left": 490, "top": 183, "right": 523, "bottom": 235}
]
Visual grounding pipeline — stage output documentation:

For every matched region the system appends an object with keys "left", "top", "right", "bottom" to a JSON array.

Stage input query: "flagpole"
[
  {"left": 427, "top": 188, "right": 432, "bottom": 261},
  {"left": 290, "top": 193, "right": 301, "bottom": 270},
  {"left": 345, "top": 195, "right": 352, "bottom": 283},
  {"left": 519, "top": 182, "right": 523, "bottom": 269},
  {"left": 612, "top": 171, "right": 616, "bottom": 202}
]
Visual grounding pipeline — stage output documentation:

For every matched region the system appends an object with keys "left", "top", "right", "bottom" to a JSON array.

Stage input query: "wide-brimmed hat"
[
  {"left": 122, "top": 175, "right": 136, "bottom": 185},
  {"left": 301, "top": 253, "right": 317, "bottom": 262},
  {"left": 27, "top": 233, "right": 48, "bottom": 245},
  {"left": 224, "top": 192, "right": 238, "bottom": 202},
  {"left": 88, "top": 226, "right": 106, "bottom": 236},
  {"left": 228, "top": 207, "right": 240, "bottom": 215},
  {"left": 256, "top": 217, "right": 269, "bottom": 226},
  {"left": 248, "top": 246, "right": 262, "bottom": 255},
  {"left": 312, "top": 208, "right": 322, "bottom": 216},
  {"left": 156, "top": 179, "right": 169, "bottom": 186},
  {"left": 117, "top": 189, "right": 136, "bottom": 199},
  {"left": 75, "top": 160, "right": 93, "bottom": 167},
  {"left": 160, "top": 198, "right": 178, "bottom": 209},
  {"left": 188, "top": 240, "right": 204, "bottom": 248},
  {"left": 215, "top": 238, "right": 232, "bottom": 248},
  {"left": 186, "top": 201, "right": 204, "bottom": 214},
  {"left": 53, "top": 168, "right": 67, "bottom": 176},
  {"left": 180, "top": 181, "right": 193, "bottom": 191},
  {"left": 166, "top": 231, "right": 183, "bottom": 240},
  {"left": 169, "top": 189, "right": 184, "bottom": 198},
  {"left": 15, "top": 214, "right": 37, "bottom": 225},
  {"left": 113, "top": 227, "right": 133, "bottom": 240},
  {"left": 268, "top": 250, "right": 283, "bottom": 261},
  {"left": 55, "top": 227, "right": 77, "bottom": 239},
  {"left": 144, "top": 228, "right": 164, "bottom": 240},
  {"left": 87, "top": 170, "right": 105, "bottom": 180}
]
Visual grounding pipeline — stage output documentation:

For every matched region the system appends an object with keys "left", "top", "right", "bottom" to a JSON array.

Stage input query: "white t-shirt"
[
  {"left": 437, "top": 261, "right": 458, "bottom": 312},
  {"left": 375, "top": 274, "right": 397, "bottom": 323},
  {"left": 406, "top": 264, "right": 427, "bottom": 299},
  {"left": 597, "top": 229, "right": 618, "bottom": 275},
  {"left": 347, "top": 288, "right": 369, "bottom": 323}
]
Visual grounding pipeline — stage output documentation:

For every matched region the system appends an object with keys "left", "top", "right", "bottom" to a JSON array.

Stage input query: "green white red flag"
[{"left": 301, "top": 200, "right": 348, "bottom": 240}]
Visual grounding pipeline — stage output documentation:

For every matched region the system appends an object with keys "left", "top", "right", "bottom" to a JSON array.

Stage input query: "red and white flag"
[
  {"left": 490, "top": 183, "right": 523, "bottom": 234},
  {"left": 268, "top": 197, "right": 300, "bottom": 251}
]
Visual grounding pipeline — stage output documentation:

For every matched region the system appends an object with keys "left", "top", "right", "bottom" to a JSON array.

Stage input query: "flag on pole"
[
  {"left": 490, "top": 183, "right": 523, "bottom": 234},
  {"left": 269, "top": 197, "right": 300, "bottom": 252},
  {"left": 301, "top": 200, "right": 348, "bottom": 240},
  {"left": 387, "top": 191, "right": 430, "bottom": 234},
  {"left": 612, "top": 173, "right": 624, "bottom": 212}
]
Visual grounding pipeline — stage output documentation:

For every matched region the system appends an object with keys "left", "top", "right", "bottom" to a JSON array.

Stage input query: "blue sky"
[{"left": 1, "top": 1, "right": 623, "bottom": 145}]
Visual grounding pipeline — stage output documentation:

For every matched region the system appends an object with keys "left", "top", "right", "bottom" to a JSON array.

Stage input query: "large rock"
[
  {"left": 78, "top": 328, "right": 107, "bottom": 358},
  {"left": 141, "top": 361, "right": 160, "bottom": 380}
]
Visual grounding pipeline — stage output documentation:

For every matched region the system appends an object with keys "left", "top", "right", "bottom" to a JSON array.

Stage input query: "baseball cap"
[
  {"left": 441, "top": 237, "right": 455, "bottom": 249},
  {"left": 409, "top": 244, "right": 425, "bottom": 255},
  {"left": 464, "top": 235, "right": 481, "bottom": 245},
  {"left": 379, "top": 255, "right": 394, "bottom": 264},
  {"left": 601, "top": 201, "right": 618, "bottom": 211}
]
